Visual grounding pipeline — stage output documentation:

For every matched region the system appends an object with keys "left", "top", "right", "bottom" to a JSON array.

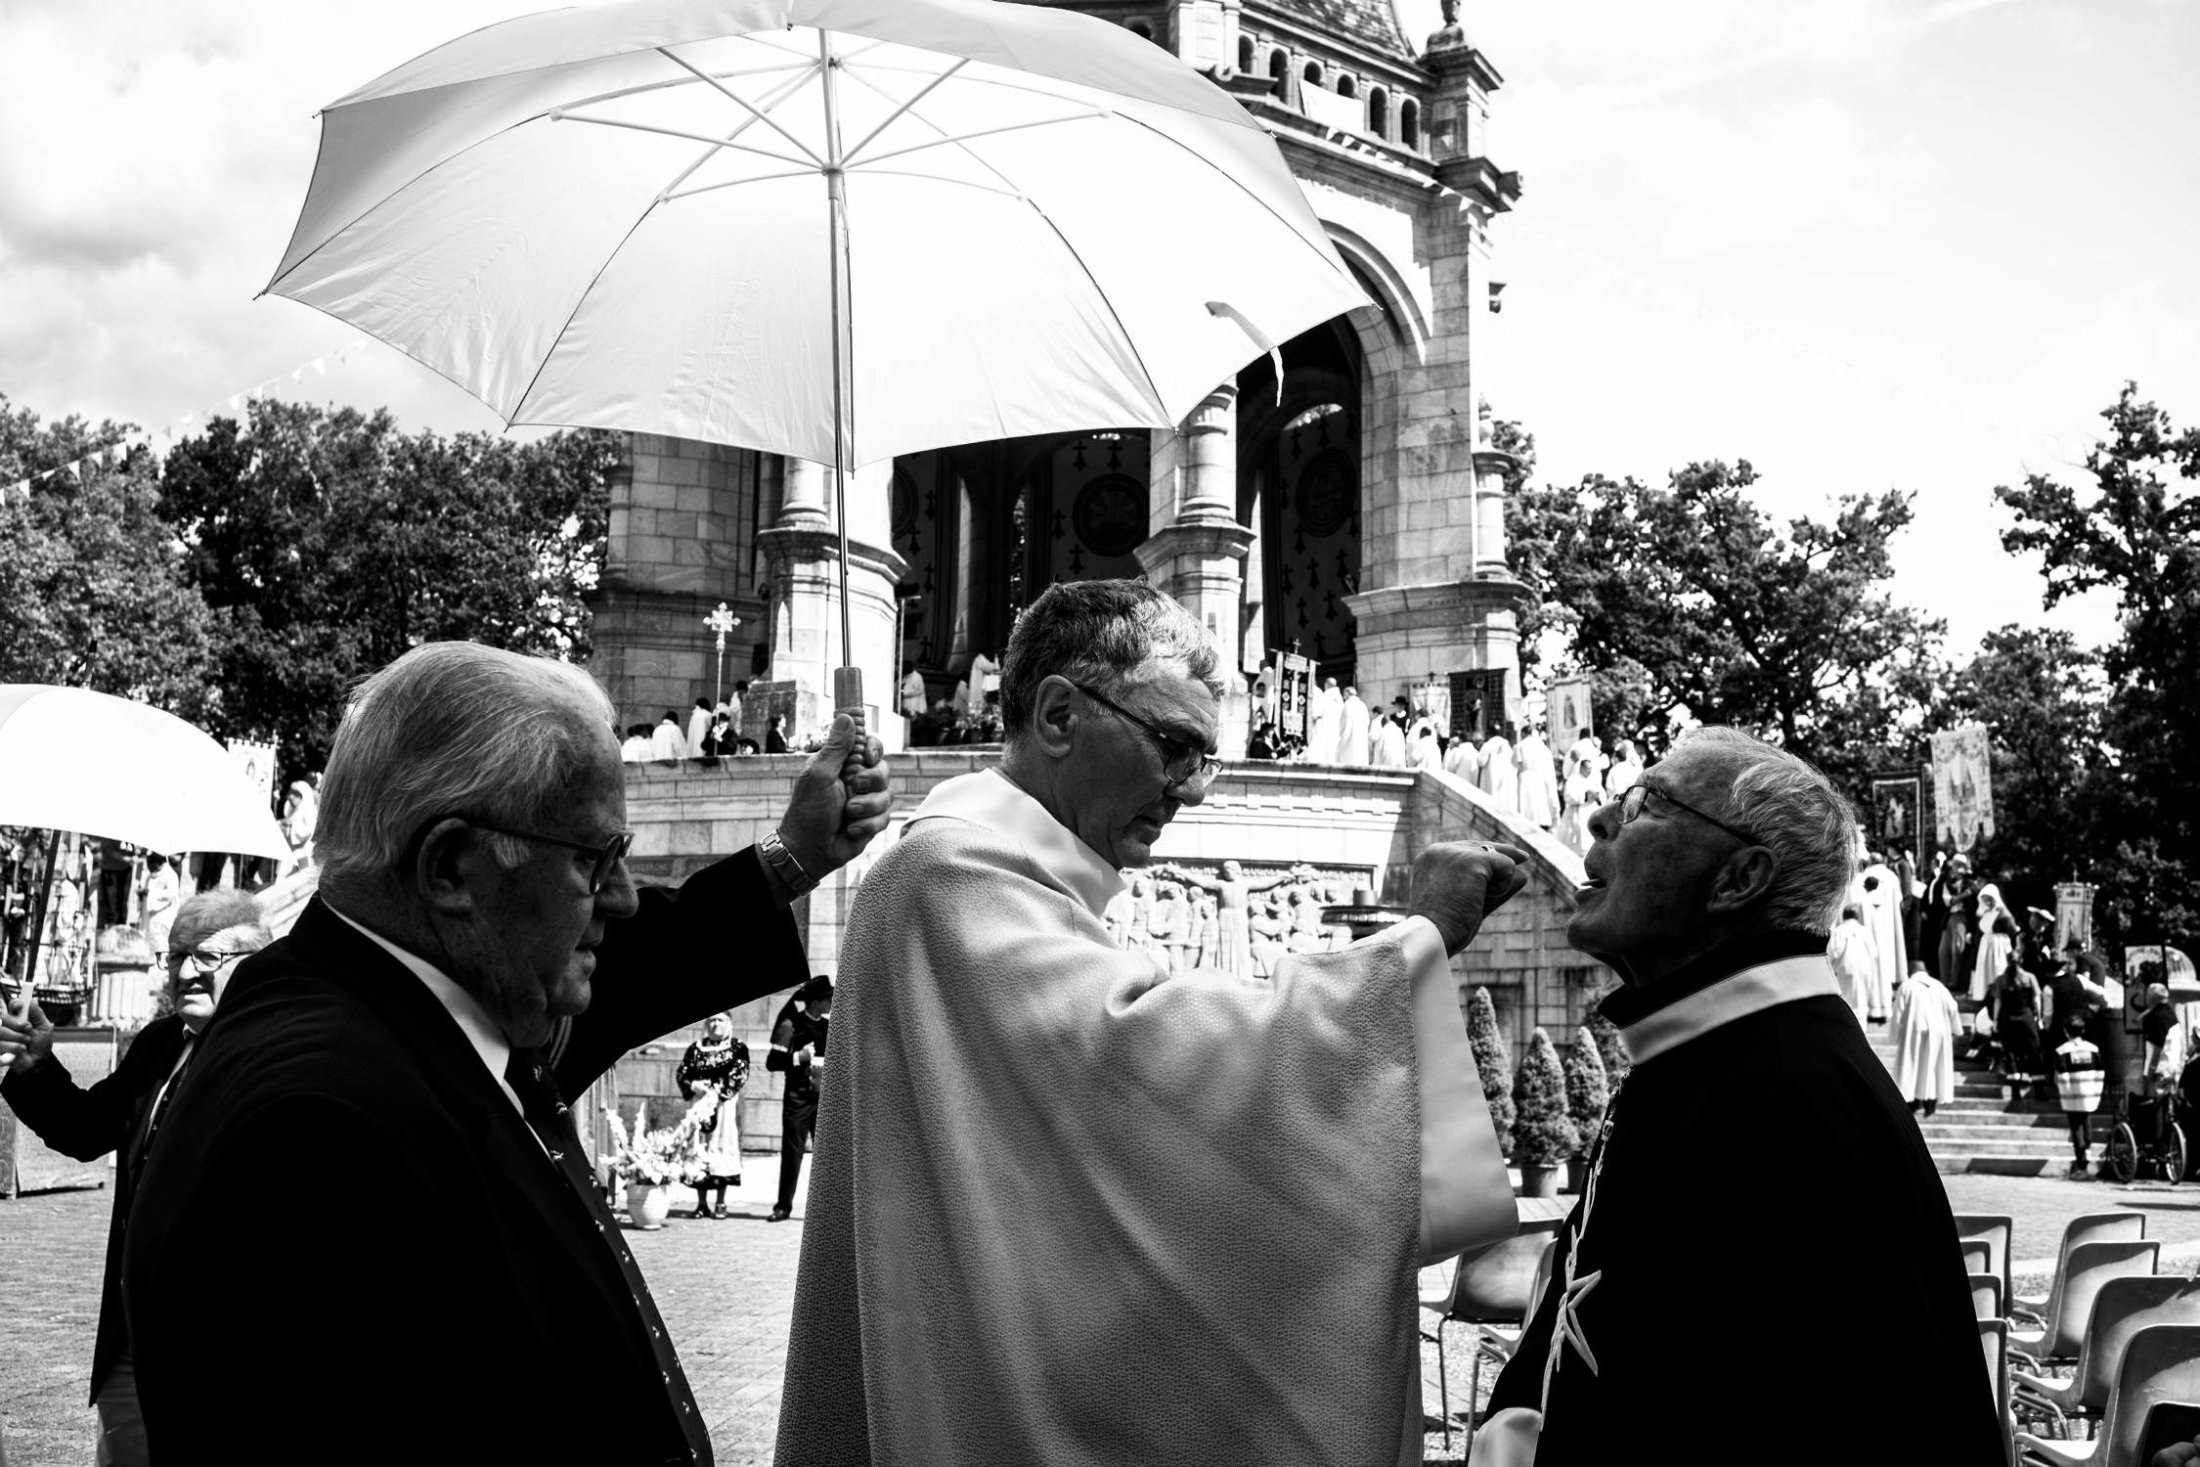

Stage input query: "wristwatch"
[{"left": 759, "top": 829, "right": 819, "bottom": 896}]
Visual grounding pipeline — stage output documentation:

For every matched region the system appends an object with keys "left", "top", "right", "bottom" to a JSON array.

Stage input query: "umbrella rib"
[
  {"left": 662, "top": 168, "right": 827, "bottom": 200},
  {"left": 1111, "top": 108, "right": 1355, "bottom": 281},
  {"left": 554, "top": 113, "right": 816, "bottom": 172},
  {"left": 504, "top": 203, "right": 668, "bottom": 437},
  {"left": 656, "top": 46, "right": 824, "bottom": 168},
  {"left": 849, "top": 112, "right": 1110, "bottom": 172},
  {"left": 831, "top": 63, "right": 1030, "bottom": 197},
  {"left": 1016, "top": 195, "right": 1170, "bottom": 424},
  {"left": 840, "top": 58, "right": 968, "bottom": 165},
  {"left": 653, "top": 63, "right": 822, "bottom": 201}
]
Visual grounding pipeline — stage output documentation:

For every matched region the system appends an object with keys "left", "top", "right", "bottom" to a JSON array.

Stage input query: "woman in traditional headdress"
[{"left": 675, "top": 1012, "right": 750, "bottom": 1219}]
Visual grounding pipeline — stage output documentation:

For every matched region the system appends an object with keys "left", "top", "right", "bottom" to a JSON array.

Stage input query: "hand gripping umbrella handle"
[{"left": 834, "top": 666, "right": 865, "bottom": 737}]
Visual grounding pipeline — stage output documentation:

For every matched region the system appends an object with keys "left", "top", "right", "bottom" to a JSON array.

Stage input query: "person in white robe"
[
  {"left": 1444, "top": 731, "right": 1483, "bottom": 785},
  {"left": 1372, "top": 712, "right": 1408, "bottom": 768},
  {"left": 1828, "top": 905, "right": 1876, "bottom": 1022},
  {"left": 686, "top": 699, "right": 714, "bottom": 758},
  {"left": 1306, "top": 677, "right": 1343, "bottom": 763},
  {"left": 1478, "top": 726, "right": 1518, "bottom": 810},
  {"left": 776, "top": 579, "right": 1521, "bottom": 1467},
  {"left": 1605, "top": 738, "right": 1645, "bottom": 797},
  {"left": 1515, "top": 725, "right": 1559, "bottom": 829},
  {"left": 1411, "top": 720, "right": 1443, "bottom": 773},
  {"left": 899, "top": 668, "right": 927, "bottom": 719},
  {"left": 649, "top": 711, "right": 688, "bottom": 761},
  {"left": 1856, "top": 855, "right": 1904, "bottom": 1022},
  {"left": 1890, "top": 961, "right": 1959, "bottom": 1114},
  {"left": 1337, "top": 686, "right": 1373, "bottom": 766}
]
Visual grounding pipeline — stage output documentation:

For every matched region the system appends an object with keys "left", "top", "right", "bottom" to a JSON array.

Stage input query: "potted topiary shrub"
[
  {"left": 1467, "top": 986, "right": 1515, "bottom": 1158},
  {"left": 1562, "top": 1027, "right": 1610, "bottom": 1192},
  {"left": 1586, "top": 1008, "right": 1629, "bottom": 1087},
  {"left": 1511, "top": 1028, "right": 1578, "bottom": 1199},
  {"left": 604, "top": 1097, "right": 715, "bottom": 1229}
]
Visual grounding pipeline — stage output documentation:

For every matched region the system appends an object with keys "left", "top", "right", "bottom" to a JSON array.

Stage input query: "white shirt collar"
[
  {"left": 1618, "top": 955, "right": 1840, "bottom": 1064},
  {"left": 906, "top": 767, "right": 1125, "bottom": 918},
  {"left": 323, "top": 902, "right": 522, "bottom": 1116}
]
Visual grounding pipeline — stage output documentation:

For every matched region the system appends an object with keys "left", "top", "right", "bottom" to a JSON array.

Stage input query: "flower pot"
[
  {"left": 624, "top": 1181, "right": 672, "bottom": 1229},
  {"left": 1565, "top": 1156, "right": 1592, "bottom": 1194},
  {"left": 1519, "top": 1162, "right": 1562, "bottom": 1199}
]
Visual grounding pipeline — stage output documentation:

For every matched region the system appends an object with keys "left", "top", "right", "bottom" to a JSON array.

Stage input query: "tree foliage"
[
  {"left": 1507, "top": 459, "right": 1943, "bottom": 785},
  {"left": 0, "top": 394, "right": 217, "bottom": 715},
  {"left": 1585, "top": 1008, "right": 1629, "bottom": 1087},
  {"left": 1511, "top": 1027, "right": 1578, "bottom": 1167},
  {"left": 1466, "top": 986, "right": 1515, "bottom": 1157},
  {"left": 1563, "top": 1026, "right": 1610, "bottom": 1157},
  {"left": 1994, "top": 383, "right": 2200, "bottom": 946},
  {"left": 159, "top": 401, "right": 620, "bottom": 785}
]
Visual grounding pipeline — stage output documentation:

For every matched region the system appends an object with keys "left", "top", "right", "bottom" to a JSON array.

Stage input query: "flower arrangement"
[{"left": 604, "top": 1090, "right": 722, "bottom": 1186}]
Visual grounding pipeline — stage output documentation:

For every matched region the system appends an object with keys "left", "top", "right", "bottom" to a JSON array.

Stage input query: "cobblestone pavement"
[{"left": 10, "top": 1168, "right": 2194, "bottom": 1463}]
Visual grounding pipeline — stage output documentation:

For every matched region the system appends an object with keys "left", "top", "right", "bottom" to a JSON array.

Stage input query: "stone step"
[
  {"left": 1936, "top": 1155, "right": 2063, "bottom": 1177},
  {"left": 1918, "top": 1118, "right": 2074, "bottom": 1140},
  {"left": 1924, "top": 1133, "right": 2074, "bottom": 1159}
]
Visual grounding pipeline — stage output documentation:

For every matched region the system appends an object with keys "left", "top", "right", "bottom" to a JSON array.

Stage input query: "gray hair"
[
  {"left": 316, "top": 642, "right": 616, "bottom": 889},
  {"left": 168, "top": 889, "right": 271, "bottom": 958},
  {"left": 999, "top": 580, "right": 1223, "bottom": 738},
  {"left": 1678, "top": 726, "right": 1857, "bottom": 935}
]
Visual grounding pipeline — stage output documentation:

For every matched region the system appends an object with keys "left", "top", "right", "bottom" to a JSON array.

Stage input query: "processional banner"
[
  {"left": 1270, "top": 652, "right": 1313, "bottom": 744},
  {"left": 1548, "top": 679, "right": 1593, "bottom": 742},
  {"left": 1868, "top": 774, "right": 1924, "bottom": 867},
  {"left": 226, "top": 739, "right": 277, "bottom": 812},
  {"left": 1928, "top": 723, "right": 1994, "bottom": 850}
]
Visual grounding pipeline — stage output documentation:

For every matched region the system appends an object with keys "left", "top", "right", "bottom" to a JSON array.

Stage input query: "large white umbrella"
[
  {"left": 0, "top": 686, "right": 289, "bottom": 859},
  {"left": 268, "top": 0, "right": 1371, "bottom": 700}
]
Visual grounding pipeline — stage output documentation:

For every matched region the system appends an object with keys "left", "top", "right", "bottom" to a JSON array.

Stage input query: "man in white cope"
[
  {"left": 1338, "top": 682, "right": 1374, "bottom": 765},
  {"left": 1514, "top": 721, "right": 1560, "bottom": 829},
  {"left": 1479, "top": 722, "right": 1519, "bottom": 811},
  {"left": 776, "top": 579, "right": 1522, "bottom": 1467},
  {"left": 1307, "top": 673, "right": 1344, "bottom": 763}
]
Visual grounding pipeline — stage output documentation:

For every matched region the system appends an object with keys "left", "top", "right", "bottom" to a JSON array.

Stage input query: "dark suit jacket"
[
  {"left": 121, "top": 849, "right": 804, "bottom": 1465},
  {"left": 0, "top": 1011, "right": 191, "bottom": 1403}
]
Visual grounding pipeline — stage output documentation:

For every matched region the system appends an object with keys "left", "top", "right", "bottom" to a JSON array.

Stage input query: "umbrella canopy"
[
  {"left": 267, "top": 0, "right": 1371, "bottom": 470},
  {"left": 0, "top": 686, "right": 290, "bottom": 858}
]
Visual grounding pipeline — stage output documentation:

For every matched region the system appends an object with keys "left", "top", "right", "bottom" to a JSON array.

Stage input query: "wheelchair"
[{"left": 2103, "top": 1060, "right": 2200, "bottom": 1184}]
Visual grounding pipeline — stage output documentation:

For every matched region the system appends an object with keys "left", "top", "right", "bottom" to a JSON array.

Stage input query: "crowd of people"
[
  {"left": 4, "top": 576, "right": 2184, "bottom": 1466},
  {"left": 619, "top": 685, "right": 795, "bottom": 762}
]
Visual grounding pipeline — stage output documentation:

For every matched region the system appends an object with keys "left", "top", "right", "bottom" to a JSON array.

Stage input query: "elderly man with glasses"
[
  {"left": 1, "top": 888, "right": 270, "bottom": 1467},
  {"left": 778, "top": 578, "right": 1525, "bottom": 1467},
  {"left": 120, "top": 641, "right": 891, "bottom": 1467},
  {"left": 1474, "top": 727, "right": 2003, "bottom": 1467}
]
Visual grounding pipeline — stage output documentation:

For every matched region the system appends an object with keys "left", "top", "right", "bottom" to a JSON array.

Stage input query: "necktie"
[
  {"left": 504, "top": 1048, "right": 712, "bottom": 1465},
  {"left": 131, "top": 1040, "right": 194, "bottom": 1179}
]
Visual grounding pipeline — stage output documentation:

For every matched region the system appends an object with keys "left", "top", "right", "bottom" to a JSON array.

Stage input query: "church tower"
[{"left": 585, "top": 0, "right": 1529, "bottom": 744}]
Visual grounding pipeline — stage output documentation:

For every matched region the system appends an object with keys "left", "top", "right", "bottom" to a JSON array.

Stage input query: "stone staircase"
[{"left": 1864, "top": 1002, "right": 2076, "bottom": 1176}]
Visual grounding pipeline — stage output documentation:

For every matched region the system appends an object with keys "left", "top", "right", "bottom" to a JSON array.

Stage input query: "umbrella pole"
[
  {"left": 19, "top": 828, "right": 60, "bottom": 994},
  {"left": 821, "top": 30, "right": 863, "bottom": 733}
]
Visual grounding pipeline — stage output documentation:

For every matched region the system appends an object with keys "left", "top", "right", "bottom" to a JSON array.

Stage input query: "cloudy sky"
[{"left": 3, "top": 0, "right": 2193, "bottom": 653}]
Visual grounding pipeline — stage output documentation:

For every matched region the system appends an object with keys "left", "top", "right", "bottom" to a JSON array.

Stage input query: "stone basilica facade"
[{"left": 584, "top": 0, "right": 1529, "bottom": 749}]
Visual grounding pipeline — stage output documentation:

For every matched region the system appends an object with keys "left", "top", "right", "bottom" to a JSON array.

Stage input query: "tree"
[
  {"left": 1939, "top": 626, "right": 2108, "bottom": 922},
  {"left": 159, "top": 401, "right": 620, "bottom": 784},
  {"left": 1510, "top": 1027, "right": 1578, "bottom": 1167},
  {"left": 1466, "top": 986, "right": 1515, "bottom": 1156},
  {"left": 1996, "top": 383, "right": 2200, "bottom": 947},
  {"left": 1563, "top": 1027, "right": 1610, "bottom": 1159},
  {"left": 0, "top": 395, "right": 217, "bottom": 715},
  {"left": 1507, "top": 460, "right": 1943, "bottom": 783},
  {"left": 1585, "top": 1008, "right": 1629, "bottom": 1087}
]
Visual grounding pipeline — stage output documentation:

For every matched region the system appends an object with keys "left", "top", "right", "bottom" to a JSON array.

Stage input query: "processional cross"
[{"left": 705, "top": 602, "right": 742, "bottom": 707}]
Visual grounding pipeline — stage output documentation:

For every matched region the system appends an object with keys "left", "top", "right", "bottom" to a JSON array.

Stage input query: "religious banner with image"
[
  {"left": 1547, "top": 678, "right": 1593, "bottom": 742},
  {"left": 1868, "top": 773, "right": 1924, "bottom": 867},
  {"left": 1928, "top": 723, "right": 1994, "bottom": 851},
  {"left": 226, "top": 739, "right": 277, "bottom": 811},
  {"left": 1270, "top": 651, "right": 1313, "bottom": 745}
]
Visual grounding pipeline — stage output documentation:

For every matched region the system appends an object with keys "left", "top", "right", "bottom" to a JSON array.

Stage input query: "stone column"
[
  {"left": 1136, "top": 382, "right": 1257, "bottom": 755},
  {"left": 755, "top": 457, "right": 909, "bottom": 749},
  {"left": 1343, "top": 26, "right": 1527, "bottom": 717},
  {"left": 587, "top": 434, "right": 768, "bottom": 725}
]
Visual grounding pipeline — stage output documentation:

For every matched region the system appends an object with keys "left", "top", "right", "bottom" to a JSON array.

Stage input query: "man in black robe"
[{"left": 1477, "top": 727, "right": 2004, "bottom": 1467}]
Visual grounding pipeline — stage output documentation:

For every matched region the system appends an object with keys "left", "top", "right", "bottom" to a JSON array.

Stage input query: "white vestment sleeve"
[{"left": 1403, "top": 915, "right": 1519, "bottom": 1264}]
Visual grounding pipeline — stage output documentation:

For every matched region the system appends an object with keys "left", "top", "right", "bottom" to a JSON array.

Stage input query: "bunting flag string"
[{"left": 2, "top": 335, "right": 377, "bottom": 503}]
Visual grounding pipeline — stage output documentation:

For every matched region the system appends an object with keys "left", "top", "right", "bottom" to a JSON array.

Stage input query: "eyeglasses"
[
  {"left": 174, "top": 948, "right": 253, "bottom": 974},
  {"left": 1069, "top": 681, "right": 1222, "bottom": 786},
  {"left": 1615, "top": 782, "right": 1761, "bottom": 847},
  {"left": 461, "top": 819, "right": 635, "bottom": 894}
]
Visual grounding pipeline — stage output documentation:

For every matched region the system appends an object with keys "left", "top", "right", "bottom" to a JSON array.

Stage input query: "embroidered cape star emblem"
[{"left": 1539, "top": 1266, "right": 1605, "bottom": 1404}]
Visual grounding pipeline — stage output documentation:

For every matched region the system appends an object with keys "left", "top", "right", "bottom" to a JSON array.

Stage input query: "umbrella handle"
[{"left": 833, "top": 666, "right": 865, "bottom": 737}]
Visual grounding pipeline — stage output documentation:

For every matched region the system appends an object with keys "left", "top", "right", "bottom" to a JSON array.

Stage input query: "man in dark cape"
[{"left": 1477, "top": 728, "right": 2004, "bottom": 1467}]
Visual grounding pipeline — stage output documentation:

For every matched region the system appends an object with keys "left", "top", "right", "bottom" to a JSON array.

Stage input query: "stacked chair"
[
  {"left": 1418, "top": 1233, "right": 1557, "bottom": 1455},
  {"left": 1985, "top": 1209, "right": 2200, "bottom": 1467}
]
